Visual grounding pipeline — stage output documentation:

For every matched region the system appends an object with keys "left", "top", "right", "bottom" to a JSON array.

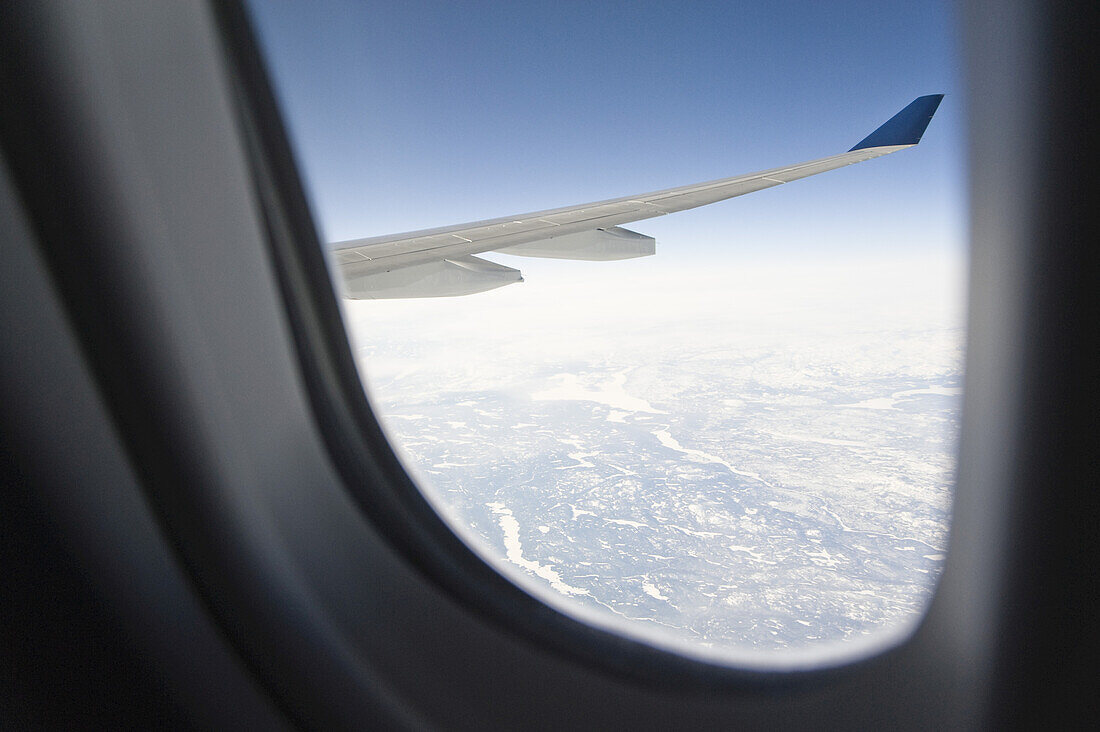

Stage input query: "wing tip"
[{"left": 849, "top": 94, "right": 945, "bottom": 152}]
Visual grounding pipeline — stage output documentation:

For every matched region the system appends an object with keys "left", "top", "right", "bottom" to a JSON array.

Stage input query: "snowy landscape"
[{"left": 342, "top": 254, "right": 965, "bottom": 663}]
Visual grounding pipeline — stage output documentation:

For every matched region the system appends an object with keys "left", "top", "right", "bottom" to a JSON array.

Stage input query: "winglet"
[{"left": 849, "top": 94, "right": 944, "bottom": 151}]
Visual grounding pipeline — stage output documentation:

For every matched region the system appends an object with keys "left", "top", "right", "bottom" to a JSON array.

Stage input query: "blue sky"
[{"left": 247, "top": 0, "right": 964, "bottom": 265}]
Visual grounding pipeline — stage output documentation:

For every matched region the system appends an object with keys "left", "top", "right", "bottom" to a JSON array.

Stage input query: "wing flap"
[
  {"left": 502, "top": 226, "right": 655, "bottom": 261},
  {"left": 342, "top": 254, "right": 522, "bottom": 300}
]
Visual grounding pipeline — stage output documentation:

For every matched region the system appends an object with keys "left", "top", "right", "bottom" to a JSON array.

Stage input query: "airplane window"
[{"left": 246, "top": 1, "right": 965, "bottom": 668}]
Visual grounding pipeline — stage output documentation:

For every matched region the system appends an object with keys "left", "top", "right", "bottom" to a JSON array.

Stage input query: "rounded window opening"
[{"left": 248, "top": 0, "right": 965, "bottom": 669}]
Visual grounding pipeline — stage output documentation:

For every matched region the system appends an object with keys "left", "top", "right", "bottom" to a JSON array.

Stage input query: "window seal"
[{"left": 209, "top": 0, "right": 929, "bottom": 689}]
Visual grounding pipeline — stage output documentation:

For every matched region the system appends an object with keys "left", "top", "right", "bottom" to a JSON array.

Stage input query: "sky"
[{"left": 246, "top": 0, "right": 965, "bottom": 267}]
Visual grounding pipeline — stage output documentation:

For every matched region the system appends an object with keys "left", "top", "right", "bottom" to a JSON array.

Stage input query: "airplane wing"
[{"left": 333, "top": 94, "right": 943, "bottom": 299}]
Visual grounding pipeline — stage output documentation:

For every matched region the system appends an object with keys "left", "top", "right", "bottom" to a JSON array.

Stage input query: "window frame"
[{"left": 4, "top": 0, "right": 1089, "bottom": 724}]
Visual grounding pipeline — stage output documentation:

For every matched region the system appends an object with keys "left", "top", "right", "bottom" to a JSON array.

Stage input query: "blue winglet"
[{"left": 849, "top": 94, "right": 944, "bottom": 151}]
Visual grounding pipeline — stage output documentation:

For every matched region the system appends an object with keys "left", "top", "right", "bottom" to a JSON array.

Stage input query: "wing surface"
[{"left": 335, "top": 94, "right": 943, "bottom": 299}]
